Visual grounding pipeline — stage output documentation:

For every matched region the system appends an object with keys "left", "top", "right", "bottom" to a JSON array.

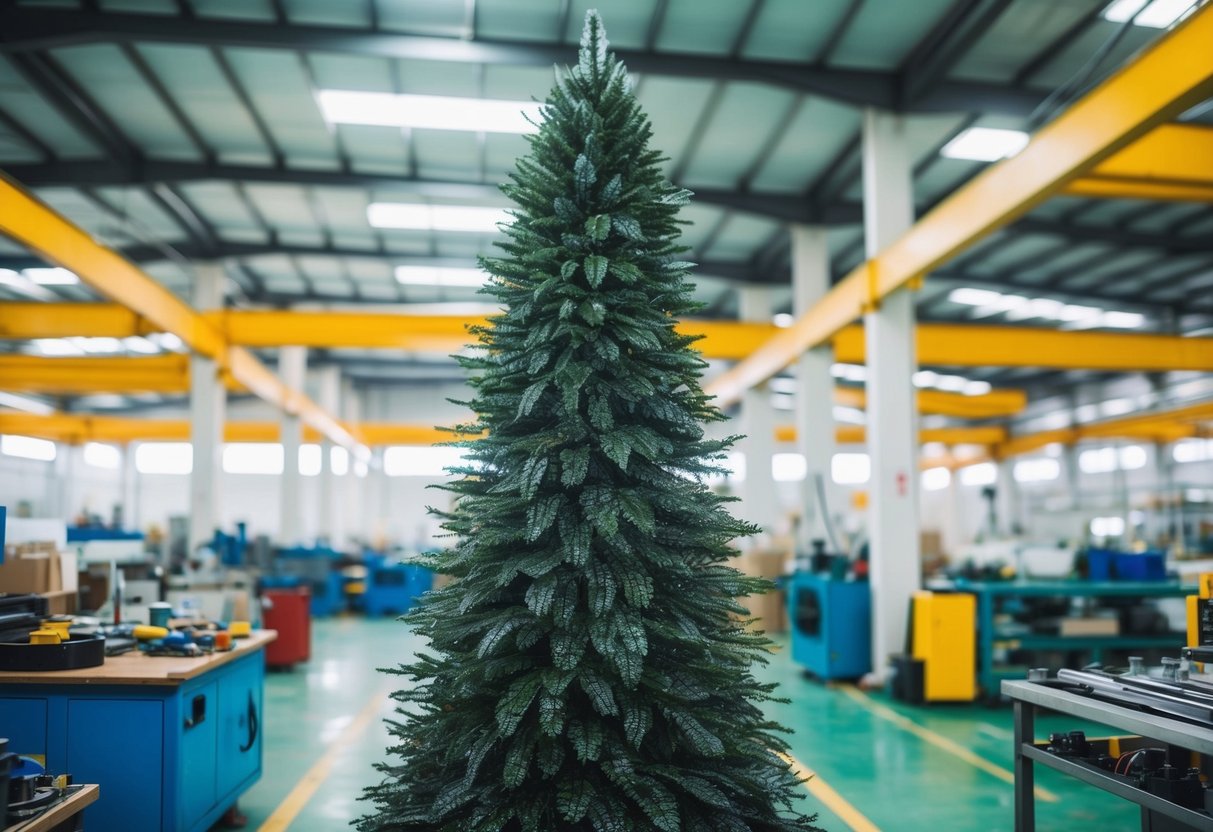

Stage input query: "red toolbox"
[{"left": 262, "top": 586, "right": 311, "bottom": 668}]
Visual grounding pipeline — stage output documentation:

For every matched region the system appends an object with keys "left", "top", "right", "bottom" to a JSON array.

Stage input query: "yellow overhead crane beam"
[
  {"left": 0, "top": 353, "right": 1020, "bottom": 419},
  {"left": 833, "top": 324, "right": 1213, "bottom": 373},
  {"left": 0, "top": 175, "right": 366, "bottom": 458},
  {"left": 0, "top": 412, "right": 1004, "bottom": 449},
  {"left": 705, "top": 6, "right": 1213, "bottom": 408},
  {"left": 6, "top": 305, "right": 1210, "bottom": 382},
  {"left": 1068, "top": 123, "right": 1213, "bottom": 203}
]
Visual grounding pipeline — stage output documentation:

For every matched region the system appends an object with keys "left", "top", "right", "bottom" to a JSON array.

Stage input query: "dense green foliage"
[{"left": 358, "top": 12, "right": 820, "bottom": 832}]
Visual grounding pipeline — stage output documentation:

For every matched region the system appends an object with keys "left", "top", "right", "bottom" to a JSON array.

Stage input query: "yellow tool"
[
  {"left": 29, "top": 629, "right": 62, "bottom": 645},
  {"left": 41, "top": 620, "right": 70, "bottom": 640},
  {"left": 228, "top": 621, "right": 252, "bottom": 638},
  {"left": 132, "top": 625, "right": 169, "bottom": 640}
]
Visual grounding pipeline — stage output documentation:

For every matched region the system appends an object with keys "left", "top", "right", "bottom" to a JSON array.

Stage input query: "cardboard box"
[
  {"left": 1060, "top": 616, "right": 1120, "bottom": 637},
  {"left": 40, "top": 589, "right": 78, "bottom": 616},
  {"left": 741, "top": 588, "right": 787, "bottom": 634},
  {"left": 0, "top": 548, "right": 64, "bottom": 594}
]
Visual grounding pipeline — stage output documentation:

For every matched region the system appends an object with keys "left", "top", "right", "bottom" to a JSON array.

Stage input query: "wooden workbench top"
[
  {"left": 0, "top": 630, "right": 277, "bottom": 687},
  {"left": 4, "top": 785, "right": 99, "bottom": 832}
]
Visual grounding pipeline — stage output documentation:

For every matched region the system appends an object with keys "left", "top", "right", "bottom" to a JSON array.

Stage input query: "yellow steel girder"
[
  {"left": 0, "top": 354, "right": 189, "bottom": 394},
  {"left": 0, "top": 175, "right": 364, "bottom": 457},
  {"left": 704, "top": 5, "right": 1213, "bottom": 407},
  {"left": 9, "top": 306, "right": 1210, "bottom": 379},
  {"left": 1070, "top": 123, "right": 1213, "bottom": 202},
  {"left": 833, "top": 324, "right": 1213, "bottom": 373}
]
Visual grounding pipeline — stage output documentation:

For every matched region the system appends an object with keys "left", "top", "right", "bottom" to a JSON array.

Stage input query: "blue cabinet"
[
  {"left": 0, "top": 643, "right": 269, "bottom": 832},
  {"left": 787, "top": 573, "right": 872, "bottom": 680}
]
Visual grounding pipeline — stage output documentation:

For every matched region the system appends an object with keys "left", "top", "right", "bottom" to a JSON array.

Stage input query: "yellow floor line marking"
[
  {"left": 838, "top": 684, "right": 1060, "bottom": 804},
  {"left": 777, "top": 750, "right": 881, "bottom": 832},
  {"left": 257, "top": 682, "right": 394, "bottom": 832}
]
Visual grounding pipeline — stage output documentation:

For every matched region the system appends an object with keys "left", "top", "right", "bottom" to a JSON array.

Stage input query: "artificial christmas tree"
[{"left": 358, "top": 11, "right": 820, "bottom": 832}]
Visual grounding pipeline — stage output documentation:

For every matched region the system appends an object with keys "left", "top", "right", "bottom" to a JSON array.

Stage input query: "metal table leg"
[{"left": 1014, "top": 700, "right": 1036, "bottom": 832}]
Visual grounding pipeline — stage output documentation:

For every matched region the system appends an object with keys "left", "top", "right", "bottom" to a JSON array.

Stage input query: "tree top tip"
[{"left": 579, "top": 9, "right": 609, "bottom": 69}]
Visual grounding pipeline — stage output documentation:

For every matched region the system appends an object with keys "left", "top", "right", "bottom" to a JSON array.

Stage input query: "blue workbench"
[
  {"left": 938, "top": 579, "right": 1193, "bottom": 694},
  {"left": 0, "top": 630, "right": 276, "bottom": 832}
]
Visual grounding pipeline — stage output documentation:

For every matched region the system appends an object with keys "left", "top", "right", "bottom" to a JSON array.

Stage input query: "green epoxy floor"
[{"left": 236, "top": 618, "right": 1141, "bottom": 831}]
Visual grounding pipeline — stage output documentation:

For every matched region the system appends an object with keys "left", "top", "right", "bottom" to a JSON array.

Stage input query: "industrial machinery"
[
  {"left": 787, "top": 570, "right": 871, "bottom": 681},
  {"left": 261, "top": 585, "right": 311, "bottom": 668},
  {"left": 893, "top": 591, "right": 977, "bottom": 703}
]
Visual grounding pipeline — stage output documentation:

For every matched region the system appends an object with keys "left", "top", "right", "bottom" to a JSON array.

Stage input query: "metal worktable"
[
  {"left": 944, "top": 580, "right": 1194, "bottom": 694},
  {"left": 1003, "top": 679, "right": 1213, "bottom": 832}
]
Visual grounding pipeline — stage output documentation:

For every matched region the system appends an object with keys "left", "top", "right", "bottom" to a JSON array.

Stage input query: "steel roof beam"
[{"left": 0, "top": 6, "right": 1045, "bottom": 114}]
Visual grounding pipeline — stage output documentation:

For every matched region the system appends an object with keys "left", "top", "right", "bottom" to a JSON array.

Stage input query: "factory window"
[
  {"left": 384, "top": 446, "right": 466, "bottom": 477},
  {"left": 135, "top": 442, "right": 192, "bottom": 475},
  {"left": 1090, "top": 516, "right": 1126, "bottom": 538},
  {"left": 959, "top": 462, "right": 998, "bottom": 486},
  {"left": 299, "top": 444, "right": 322, "bottom": 477},
  {"left": 222, "top": 443, "right": 284, "bottom": 475},
  {"left": 83, "top": 442, "right": 121, "bottom": 470},
  {"left": 921, "top": 467, "right": 951, "bottom": 491},
  {"left": 831, "top": 453, "right": 870, "bottom": 485},
  {"left": 1079, "top": 444, "right": 1148, "bottom": 474},
  {"left": 1174, "top": 438, "right": 1213, "bottom": 463},
  {"left": 772, "top": 453, "right": 806, "bottom": 482},
  {"left": 1013, "top": 458, "right": 1060, "bottom": 483},
  {"left": 330, "top": 446, "right": 350, "bottom": 476},
  {"left": 1, "top": 434, "right": 57, "bottom": 462}
]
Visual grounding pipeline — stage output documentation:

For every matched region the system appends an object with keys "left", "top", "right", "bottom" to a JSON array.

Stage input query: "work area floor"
[{"left": 235, "top": 617, "right": 1138, "bottom": 831}]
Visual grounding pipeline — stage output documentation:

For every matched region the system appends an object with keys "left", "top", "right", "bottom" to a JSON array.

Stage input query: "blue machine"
[
  {"left": 66, "top": 526, "right": 145, "bottom": 543},
  {"left": 787, "top": 572, "right": 871, "bottom": 680},
  {"left": 362, "top": 556, "right": 434, "bottom": 617},
  {"left": 275, "top": 545, "right": 344, "bottom": 616},
  {"left": 210, "top": 522, "right": 248, "bottom": 567}
]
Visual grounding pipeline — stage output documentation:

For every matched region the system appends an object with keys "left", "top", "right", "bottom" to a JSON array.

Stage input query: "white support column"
[
  {"left": 120, "top": 444, "right": 139, "bottom": 531},
  {"left": 792, "top": 226, "right": 837, "bottom": 549},
  {"left": 342, "top": 380, "right": 364, "bottom": 547},
  {"left": 188, "top": 262, "right": 226, "bottom": 554},
  {"left": 737, "top": 286, "right": 779, "bottom": 537},
  {"left": 55, "top": 444, "right": 78, "bottom": 522},
  {"left": 316, "top": 366, "right": 342, "bottom": 546},
  {"left": 278, "top": 346, "right": 307, "bottom": 545},
  {"left": 862, "top": 109, "right": 921, "bottom": 677},
  {"left": 996, "top": 458, "right": 1021, "bottom": 537}
]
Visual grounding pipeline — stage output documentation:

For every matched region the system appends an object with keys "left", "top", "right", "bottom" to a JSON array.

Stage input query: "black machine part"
[
  {"left": 0, "top": 739, "right": 13, "bottom": 828},
  {"left": 0, "top": 634, "right": 106, "bottom": 673}
]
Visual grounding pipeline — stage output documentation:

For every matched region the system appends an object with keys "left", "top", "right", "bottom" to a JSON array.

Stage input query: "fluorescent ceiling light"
[
  {"left": 24, "top": 267, "right": 79, "bottom": 285},
  {"left": 772, "top": 453, "right": 807, "bottom": 483},
  {"left": 772, "top": 313, "right": 794, "bottom": 328},
  {"left": 959, "top": 461, "right": 998, "bottom": 486},
  {"left": 395, "top": 265, "right": 487, "bottom": 288},
  {"left": 941, "top": 127, "right": 1030, "bottom": 162},
  {"left": 123, "top": 336, "right": 160, "bottom": 354},
  {"left": 831, "top": 453, "right": 871, "bottom": 485},
  {"left": 0, "top": 269, "right": 54, "bottom": 300},
  {"left": 317, "top": 90, "right": 543, "bottom": 134},
  {"left": 1103, "top": 0, "right": 1196, "bottom": 27},
  {"left": 73, "top": 336, "right": 124, "bottom": 354},
  {"left": 136, "top": 442, "right": 193, "bottom": 475},
  {"left": 936, "top": 374, "right": 969, "bottom": 392},
  {"left": 913, "top": 370, "right": 939, "bottom": 388},
  {"left": 963, "top": 380, "right": 993, "bottom": 396},
  {"left": 1101, "top": 311, "right": 1145, "bottom": 329},
  {"left": 152, "top": 333, "right": 185, "bottom": 352},
  {"left": 833, "top": 406, "right": 866, "bottom": 424},
  {"left": 368, "top": 203, "right": 509, "bottom": 233},
  {"left": 0, "top": 392, "right": 55, "bottom": 415},
  {"left": 948, "top": 287, "right": 1003, "bottom": 307},
  {"left": 33, "top": 338, "right": 84, "bottom": 356}
]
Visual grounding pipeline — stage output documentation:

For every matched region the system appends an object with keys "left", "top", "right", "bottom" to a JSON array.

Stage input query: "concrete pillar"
[
  {"left": 54, "top": 444, "right": 77, "bottom": 522},
  {"left": 188, "top": 262, "right": 226, "bottom": 554},
  {"left": 738, "top": 285, "right": 779, "bottom": 536},
  {"left": 792, "top": 226, "right": 837, "bottom": 549},
  {"left": 862, "top": 109, "right": 920, "bottom": 676},
  {"left": 315, "top": 366, "right": 342, "bottom": 546},
  {"left": 278, "top": 346, "right": 307, "bottom": 545},
  {"left": 996, "top": 458, "right": 1020, "bottom": 537},
  {"left": 120, "top": 444, "right": 139, "bottom": 531},
  {"left": 341, "top": 380, "right": 363, "bottom": 547}
]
